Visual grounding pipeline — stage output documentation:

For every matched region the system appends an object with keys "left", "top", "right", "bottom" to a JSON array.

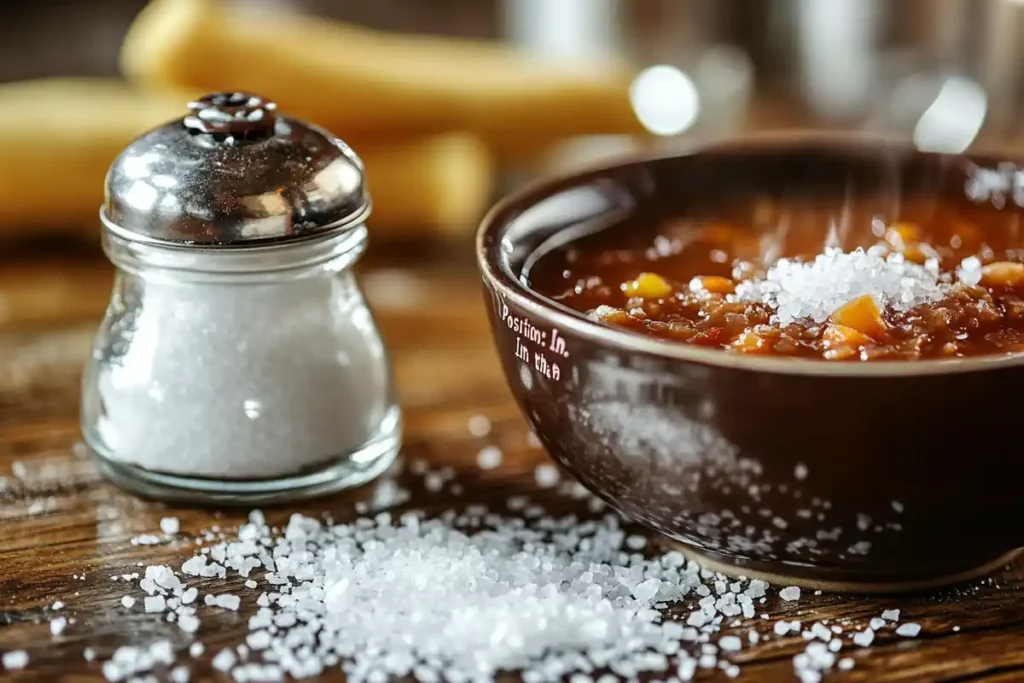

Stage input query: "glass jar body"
[{"left": 81, "top": 228, "right": 400, "bottom": 503}]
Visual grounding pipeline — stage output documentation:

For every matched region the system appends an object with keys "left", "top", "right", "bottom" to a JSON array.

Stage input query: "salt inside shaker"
[{"left": 80, "top": 92, "right": 401, "bottom": 503}]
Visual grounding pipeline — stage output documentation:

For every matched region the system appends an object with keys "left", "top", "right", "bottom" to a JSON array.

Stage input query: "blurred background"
[{"left": 0, "top": 0, "right": 1021, "bottom": 328}]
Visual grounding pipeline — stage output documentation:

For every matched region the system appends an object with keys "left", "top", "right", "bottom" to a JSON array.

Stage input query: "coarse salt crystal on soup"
[{"left": 733, "top": 246, "right": 948, "bottom": 326}]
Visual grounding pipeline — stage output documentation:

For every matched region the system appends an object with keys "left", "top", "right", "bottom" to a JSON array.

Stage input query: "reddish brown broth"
[{"left": 527, "top": 209, "right": 1024, "bottom": 360}]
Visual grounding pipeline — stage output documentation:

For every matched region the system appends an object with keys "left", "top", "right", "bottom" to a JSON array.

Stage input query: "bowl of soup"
[{"left": 476, "top": 136, "right": 1024, "bottom": 592}]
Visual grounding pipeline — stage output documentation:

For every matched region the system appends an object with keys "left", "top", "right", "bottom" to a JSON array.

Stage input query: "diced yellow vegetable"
[
  {"left": 622, "top": 272, "right": 672, "bottom": 299},
  {"left": 828, "top": 295, "right": 887, "bottom": 341},
  {"left": 980, "top": 261, "right": 1024, "bottom": 287}
]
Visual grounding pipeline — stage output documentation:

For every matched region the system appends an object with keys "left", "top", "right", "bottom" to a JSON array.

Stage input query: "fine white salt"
[
  {"left": 160, "top": 517, "right": 180, "bottom": 535},
  {"left": 121, "top": 596, "right": 136, "bottom": 609},
  {"left": 92, "top": 275, "right": 395, "bottom": 479},
  {"left": 734, "top": 246, "right": 948, "bottom": 325}
]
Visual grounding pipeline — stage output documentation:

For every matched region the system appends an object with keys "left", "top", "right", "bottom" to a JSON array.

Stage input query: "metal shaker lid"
[{"left": 102, "top": 92, "right": 370, "bottom": 247}]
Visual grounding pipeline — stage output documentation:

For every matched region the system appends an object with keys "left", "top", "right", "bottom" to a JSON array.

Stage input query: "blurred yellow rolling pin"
[
  {"left": 120, "top": 0, "right": 644, "bottom": 158},
  {"left": 0, "top": 79, "right": 493, "bottom": 238}
]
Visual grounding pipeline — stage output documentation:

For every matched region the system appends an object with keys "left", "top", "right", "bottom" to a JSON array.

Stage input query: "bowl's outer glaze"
[{"left": 478, "top": 139, "right": 1024, "bottom": 587}]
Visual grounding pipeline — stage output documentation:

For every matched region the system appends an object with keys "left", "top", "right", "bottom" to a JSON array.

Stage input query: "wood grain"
[{"left": 0, "top": 239, "right": 1023, "bottom": 683}]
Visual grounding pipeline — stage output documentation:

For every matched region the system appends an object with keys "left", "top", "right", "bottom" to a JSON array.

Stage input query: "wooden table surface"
[{"left": 0, "top": 237, "right": 1023, "bottom": 683}]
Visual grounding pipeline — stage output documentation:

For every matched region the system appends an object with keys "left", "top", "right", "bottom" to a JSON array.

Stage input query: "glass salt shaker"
[{"left": 80, "top": 92, "right": 401, "bottom": 504}]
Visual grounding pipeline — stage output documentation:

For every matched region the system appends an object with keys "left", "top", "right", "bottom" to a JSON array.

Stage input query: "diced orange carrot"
[
  {"left": 622, "top": 272, "right": 672, "bottom": 299},
  {"left": 690, "top": 275, "right": 736, "bottom": 295},
  {"left": 730, "top": 331, "right": 768, "bottom": 353},
  {"left": 828, "top": 295, "right": 888, "bottom": 341},
  {"left": 980, "top": 261, "right": 1024, "bottom": 287}
]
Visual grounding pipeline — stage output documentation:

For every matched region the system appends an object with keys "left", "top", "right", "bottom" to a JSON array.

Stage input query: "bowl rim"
[{"left": 476, "top": 133, "right": 1024, "bottom": 377}]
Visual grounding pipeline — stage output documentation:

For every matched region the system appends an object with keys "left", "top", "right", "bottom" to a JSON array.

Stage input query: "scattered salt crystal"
[
  {"left": 160, "top": 517, "right": 180, "bottom": 535},
  {"left": 896, "top": 623, "right": 921, "bottom": 638},
  {"left": 632, "top": 578, "right": 661, "bottom": 603},
  {"left": 2, "top": 651, "right": 28, "bottom": 670},
  {"left": 810, "top": 623, "right": 832, "bottom": 641},
  {"left": 476, "top": 446, "right": 503, "bottom": 470},
  {"left": 50, "top": 617, "right": 67, "bottom": 636},
  {"left": 51, "top": 601, "right": 64, "bottom": 610},
  {"left": 957, "top": 256, "right": 983, "bottom": 286},
  {"left": 953, "top": 626, "right": 961, "bottom": 632},
  {"left": 779, "top": 586, "right": 801, "bottom": 602},
  {"left": 74, "top": 490, "right": 930, "bottom": 682},
  {"left": 881, "top": 609, "right": 901, "bottom": 621},
  {"left": 144, "top": 596, "right": 166, "bottom": 613},
  {"left": 423, "top": 472, "right": 445, "bottom": 492},
  {"left": 838, "top": 657, "right": 854, "bottom": 671},
  {"left": 852, "top": 629, "right": 875, "bottom": 647},
  {"left": 169, "top": 666, "right": 190, "bottom": 683},
  {"left": 212, "top": 649, "right": 237, "bottom": 672},
  {"left": 246, "top": 630, "right": 272, "bottom": 650},
  {"left": 189, "top": 643, "right": 204, "bottom": 658},
  {"left": 718, "top": 636, "right": 742, "bottom": 652},
  {"left": 131, "top": 534, "right": 161, "bottom": 546},
  {"left": 869, "top": 617, "right": 886, "bottom": 630},
  {"left": 178, "top": 614, "right": 200, "bottom": 633},
  {"left": 534, "top": 464, "right": 560, "bottom": 488},
  {"left": 84, "top": 647, "right": 97, "bottom": 662},
  {"left": 794, "top": 463, "right": 808, "bottom": 481},
  {"left": 121, "top": 596, "right": 136, "bottom": 609},
  {"left": 150, "top": 641, "right": 173, "bottom": 665},
  {"left": 467, "top": 415, "right": 492, "bottom": 437},
  {"left": 625, "top": 535, "right": 647, "bottom": 550},
  {"left": 212, "top": 594, "right": 240, "bottom": 611}
]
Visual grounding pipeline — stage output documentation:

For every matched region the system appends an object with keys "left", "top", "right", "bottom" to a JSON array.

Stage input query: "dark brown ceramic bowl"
[{"left": 477, "top": 136, "right": 1024, "bottom": 593}]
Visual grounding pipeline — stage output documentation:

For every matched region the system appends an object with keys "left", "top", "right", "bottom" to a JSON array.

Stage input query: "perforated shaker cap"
[{"left": 101, "top": 92, "right": 370, "bottom": 247}]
